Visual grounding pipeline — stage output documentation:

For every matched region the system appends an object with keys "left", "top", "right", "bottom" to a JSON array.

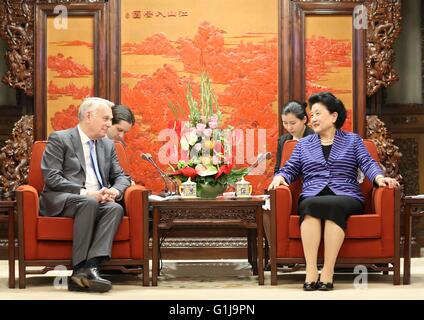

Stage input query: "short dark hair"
[
  {"left": 111, "top": 104, "right": 135, "bottom": 126},
  {"left": 282, "top": 100, "right": 308, "bottom": 122},
  {"left": 308, "top": 92, "right": 346, "bottom": 129}
]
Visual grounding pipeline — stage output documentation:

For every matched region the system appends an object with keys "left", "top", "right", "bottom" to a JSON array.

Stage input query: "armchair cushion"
[
  {"left": 37, "top": 216, "right": 130, "bottom": 241},
  {"left": 287, "top": 214, "right": 381, "bottom": 239}
]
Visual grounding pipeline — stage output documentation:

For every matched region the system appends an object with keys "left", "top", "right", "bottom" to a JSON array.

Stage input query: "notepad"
[
  {"left": 148, "top": 194, "right": 167, "bottom": 201},
  {"left": 149, "top": 194, "right": 182, "bottom": 201}
]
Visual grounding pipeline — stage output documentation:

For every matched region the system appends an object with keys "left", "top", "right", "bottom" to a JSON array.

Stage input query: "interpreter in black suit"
[{"left": 273, "top": 101, "right": 314, "bottom": 174}]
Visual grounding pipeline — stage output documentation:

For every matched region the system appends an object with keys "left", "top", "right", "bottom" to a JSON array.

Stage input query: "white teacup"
[
  {"left": 235, "top": 177, "right": 252, "bottom": 198},
  {"left": 179, "top": 177, "right": 197, "bottom": 198}
]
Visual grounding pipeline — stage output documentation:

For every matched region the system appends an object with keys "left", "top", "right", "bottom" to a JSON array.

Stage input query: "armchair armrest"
[
  {"left": 373, "top": 187, "right": 400, "bottom": 255},
  {"left": 275, "top": 185, "right": 293, "bottom": 217},
  {"left": 124, "top": 185, "right": 147, "bottom": 216},
  {"left": 373, "top": 187, "right": 395, "bottom": 217},
  {"left": 16, "top": 185, "right": 39, "bottom": 216},
  {"left": 270, "top": 186, "right": 293, "bottom": 246},
  {"left": 15, "top": 185, "right": 39, "bottom": 259},
  {"left": 123, "top": 185, "right": 150, "bottom": 258}
]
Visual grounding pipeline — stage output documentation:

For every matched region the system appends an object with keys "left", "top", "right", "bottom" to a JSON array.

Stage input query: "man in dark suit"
[{"left": 40, "top": 97, "right": 131, "bottom": 293}]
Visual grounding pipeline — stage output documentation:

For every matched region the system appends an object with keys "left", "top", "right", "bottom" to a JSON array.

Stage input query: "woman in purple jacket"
[{"left": 268, "top": 92, "right": 399, "bottom": 291}]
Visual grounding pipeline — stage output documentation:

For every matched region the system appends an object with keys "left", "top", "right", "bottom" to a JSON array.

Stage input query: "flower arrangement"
[{"left": 168, "top": 73, "right": 248, "bottom": 197}]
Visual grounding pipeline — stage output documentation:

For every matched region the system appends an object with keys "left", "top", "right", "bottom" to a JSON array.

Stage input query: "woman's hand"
[
  {"left": 375, "top": 175, "right": 400, "bottom": 188},
  {"left": 267, "top": 175, "right": 288, "bottom": 190}
]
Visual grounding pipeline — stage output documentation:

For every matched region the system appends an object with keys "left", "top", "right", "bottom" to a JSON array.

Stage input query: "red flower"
[
  {"left": 215, "top": 163, "right": 233, "bottom": 179},
  {"left": 168, "top": 120, "right": 183, "bottom": 139},
  {"left": 213, "top": 141, "right": 223, "bottom": 154},
  {"left": 168, "top": 166, "right": 198, "bottom": 178}
]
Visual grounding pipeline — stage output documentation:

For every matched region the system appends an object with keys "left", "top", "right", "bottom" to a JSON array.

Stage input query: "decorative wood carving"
[
  {"left": 160, "top": 237, "right": 247, "bottom": 248},
  {"left": 394, "top": 138, "right": 419, "bottom": 196},
  {"left": 159, "top": 207, "right": 257, "bottom": 228},
  {"left": 365, "top": 0, "right": 402, "bottom": 96},
  {"left": 366, "top": 115, "right": 402, "bottom": 183},
  {"left": 0, "top": 0, "right": 35, "bottom": 96},
  {"left": 0, "top": 115, "right": 34, "bottom": 200}
]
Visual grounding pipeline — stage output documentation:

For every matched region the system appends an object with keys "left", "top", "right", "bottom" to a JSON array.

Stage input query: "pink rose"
[
  {"left": 203, "top": 128, "right": 212, "bottom": 137},
  {"left": 208, "top": 115, "right": 218, "bottom": 129},
  {"left": 196, "top": 123, "right": 206, "bottom": 135},
  {"left": 193, "top": 143, "right": 202, "bottom": 152}
]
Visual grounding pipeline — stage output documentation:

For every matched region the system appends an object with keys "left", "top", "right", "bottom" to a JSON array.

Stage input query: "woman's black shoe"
[
  {"left": 317, "top": 281, "right": 334, "bottom": 291},
  {"left": 303, "top": 281, "right": 318, "bottom": 291}
]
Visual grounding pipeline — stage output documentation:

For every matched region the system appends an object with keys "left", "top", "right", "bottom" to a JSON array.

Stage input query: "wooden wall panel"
[
  {"left": 281, "top": 0, "right": 366, "bottom": 136},
  {"left": 34, "top": 3, "right": 108, "bottom": 140}
]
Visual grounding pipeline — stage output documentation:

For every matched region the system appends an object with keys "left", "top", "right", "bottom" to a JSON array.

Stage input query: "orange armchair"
[
  {"left": 16, "top": 141, "right": 150, "bottom": 288},
  {"left": 268, "top": 139, "right": 401, "bottom": 285}
]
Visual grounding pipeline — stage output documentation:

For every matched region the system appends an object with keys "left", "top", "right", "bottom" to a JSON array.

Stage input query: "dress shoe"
[
  {"left": 71, "top": 267, "right": 112, "bottom": 293},
  {"left": 70, "top": 268, "right": 88, "bottom": 288},
  {"left": 303, "top": 281, "right": 318, "bottom": 291},
  {"left": 316, "top": 281, "right": 334, "bottom": 291},
  {"left": 68, "top": 277, "right": 89, "bottom": 292},
  {"left": 68, "top": 276, "right": 112, "bottom": 293}
]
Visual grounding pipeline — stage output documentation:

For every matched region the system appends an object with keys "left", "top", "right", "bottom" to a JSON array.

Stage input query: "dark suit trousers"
[{"left": 61, "top": 195, "right": 124, "bottom": 267}]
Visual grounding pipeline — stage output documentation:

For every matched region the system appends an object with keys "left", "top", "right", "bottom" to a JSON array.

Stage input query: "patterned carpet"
[
  {"left": 1, "top": 259, "right": 424, "bottom": 299},
  {"left": 155, "top": 260, "right": 258, "bottom": 289}
]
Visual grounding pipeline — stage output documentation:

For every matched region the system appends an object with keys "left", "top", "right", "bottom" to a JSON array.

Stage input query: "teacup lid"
[
  {"left": 236, "top": 177, "right": 250, "bottom": 185},
  {"left": 182, "top": 177, "right": 196, "bottom": 186}
]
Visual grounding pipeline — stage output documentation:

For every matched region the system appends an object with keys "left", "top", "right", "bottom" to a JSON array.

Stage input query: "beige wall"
[
  {"left": 386, "top": 0, "right": 422, "bottom": 104},
  {"left": 0, "top": 38, "right": 16, "bottom": 106}
]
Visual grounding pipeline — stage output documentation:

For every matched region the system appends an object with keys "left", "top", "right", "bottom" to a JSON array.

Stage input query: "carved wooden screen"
[
  {"left": 34, "top": 3, "right": 107, "bottom": 140},
  {"left": 281, "top": 1, "right": 366, "bottom": 136}
]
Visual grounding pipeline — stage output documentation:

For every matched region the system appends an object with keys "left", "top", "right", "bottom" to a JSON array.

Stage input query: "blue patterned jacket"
[{"left": 275, "top": 129, "right": 384, "bottom": 203}]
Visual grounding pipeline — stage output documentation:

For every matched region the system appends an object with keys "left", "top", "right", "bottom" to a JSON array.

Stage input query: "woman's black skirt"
[{"left": 298, "top": 187, "right": 364, "bottom": 230}]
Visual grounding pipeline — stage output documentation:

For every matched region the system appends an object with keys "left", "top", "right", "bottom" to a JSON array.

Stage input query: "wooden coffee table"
[
  {"left": 402, "top": 196, "right": 424, "bottom": 284},
  {"left": 149, "top": 198, "right": 265, "bottom": 286}
]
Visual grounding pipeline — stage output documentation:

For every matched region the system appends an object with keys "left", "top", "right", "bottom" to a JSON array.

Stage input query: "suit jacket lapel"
[{"left": 70, "top": 127, "right": 86, "bottom": 173}]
